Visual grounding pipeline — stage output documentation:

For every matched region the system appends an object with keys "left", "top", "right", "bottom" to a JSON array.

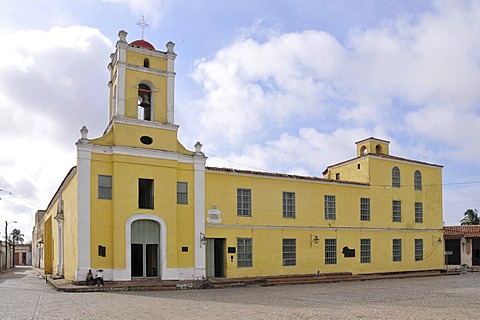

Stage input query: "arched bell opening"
[{"left": 138, "top": 83, "right": 152, "bottom": 121}]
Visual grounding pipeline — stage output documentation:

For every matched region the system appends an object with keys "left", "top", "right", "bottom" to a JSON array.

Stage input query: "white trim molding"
[
  {"left": 193, "top": 143, "right": 207, "bottom": 277},
  {"left": 75, "top": 138, "right": 93, "bottom": 281}
]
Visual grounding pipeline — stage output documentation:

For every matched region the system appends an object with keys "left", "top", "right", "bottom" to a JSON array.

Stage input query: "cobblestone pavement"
[{"left": 2, "top": 266, "right": 480, "bottom": 319}]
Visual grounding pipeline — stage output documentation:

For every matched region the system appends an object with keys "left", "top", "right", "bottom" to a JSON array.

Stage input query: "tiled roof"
[
  {"left": 324, "top": 153, "right": 443, "bottom": 174},
  {"left": 443, "top": 226, "right": 480, "bottom": 238},
  {"left": 206, "top": 167, "right": 369, "bottom": 186}
]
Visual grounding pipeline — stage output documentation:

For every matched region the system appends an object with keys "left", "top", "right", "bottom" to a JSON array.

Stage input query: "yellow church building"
[{"left": 33, "top": 31, "right": 444, "bottom": 282}]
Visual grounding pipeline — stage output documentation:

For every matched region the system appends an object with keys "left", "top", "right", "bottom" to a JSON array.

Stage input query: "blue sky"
[{"left": 1, "top": 0, "right": 479, "bottom": 240}]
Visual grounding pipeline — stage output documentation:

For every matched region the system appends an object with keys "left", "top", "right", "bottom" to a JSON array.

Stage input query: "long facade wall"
[{"left": 204, "top": 163, "right": 444, "bottom": 277}]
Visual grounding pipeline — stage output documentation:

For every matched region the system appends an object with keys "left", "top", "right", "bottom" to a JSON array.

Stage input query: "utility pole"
[{"left": 5, "top": 221, "right": 17, "bottom": 270}]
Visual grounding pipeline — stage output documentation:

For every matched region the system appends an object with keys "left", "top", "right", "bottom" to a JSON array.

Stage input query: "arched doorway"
[{"left": 131, "top": 219, "right": 160, "bottom": 278}]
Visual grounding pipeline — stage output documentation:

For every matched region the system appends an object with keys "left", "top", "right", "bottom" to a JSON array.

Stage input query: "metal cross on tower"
[{"left": 136, "top": 15, "right": 150, "bottom": 39}]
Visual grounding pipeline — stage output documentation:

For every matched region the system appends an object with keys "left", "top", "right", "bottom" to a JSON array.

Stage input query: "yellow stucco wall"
[
  {"left": 205, "top": 160, "right": 443, "bottom": 278},
  {"left": 88, "top": 153, "right": 197, "bottom": 271},
  {"left": 62, "top": 173, "right": 79, "bottom": 280}
]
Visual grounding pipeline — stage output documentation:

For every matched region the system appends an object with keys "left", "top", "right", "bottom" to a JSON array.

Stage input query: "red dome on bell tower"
[{"left": 129, "top": 39, "right": 155, "bottom": 50}]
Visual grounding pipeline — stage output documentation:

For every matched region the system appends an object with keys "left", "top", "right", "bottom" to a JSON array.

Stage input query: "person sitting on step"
[
  {"left": 94, "top": 269, "right": 104, "bottom": 286},
  {"left": 86, "top": 269, "right": 94, "bottom": 286}
]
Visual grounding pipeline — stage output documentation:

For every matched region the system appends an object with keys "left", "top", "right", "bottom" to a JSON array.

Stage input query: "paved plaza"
[{"left": 1, "top": 267, "right": 480, "bottom": 319}]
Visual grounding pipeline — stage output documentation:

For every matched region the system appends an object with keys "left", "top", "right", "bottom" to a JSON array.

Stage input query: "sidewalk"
[{"left": 33, "top": 268, "right": 460, "bottom": 293}]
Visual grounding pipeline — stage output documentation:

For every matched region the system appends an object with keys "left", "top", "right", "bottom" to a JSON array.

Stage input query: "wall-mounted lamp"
[
  {"left": 310, "top": 234, "right": 319, "bottom": 247},
  {"left": 432, "top": 236, "right": 443, "bottom": 244},
  {"left": 200, "top": 232, "right": 207, "bottom": 247}
]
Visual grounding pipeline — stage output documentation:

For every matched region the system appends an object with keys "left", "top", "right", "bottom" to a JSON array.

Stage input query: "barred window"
[
  {"left": 237, "top": 238, "right": 252, "bottom": 267},
  {"left": 360, "top": 239, "right": 371, "bottom": 263},
  {"left": 283, "top": 192, "right": 295, "bottom": 218},
  {"left": 237, "top": 188, "right": 252, "bottom": 216},
  {"left": 392, "top": 167, "right": 401, "bottom": 188},
  {"left": 177, "top": 182, "right": 188, "bottom": 204},
  {"left": 415, "top": 239, "right": 423, "bottom": 261},
  {"left": 415, "top": 202, "right": 423, "bottom": 223},
  {"left": 392, "top": 200, "right": 402, "bottom": 222},
  {"left": 393, "top": 239, "right": 402, "bottom": 262},
  {"left": 282, "top": 239, "right": 296, "bottom": 266},
  {"left": 98, "top": 175, "right": 112, "bottom": 200},
  {"left": 360, "top": 197, "right": 370, "bottom": 221},
  {"left": 325, "top": 238, "right": 337, "bottom": 264},
  {"left": 414, "top": 170, "right": 422, "bottom": 191},
  {"left": 325, "top": 195, "right": 336, "bottom": 220}
]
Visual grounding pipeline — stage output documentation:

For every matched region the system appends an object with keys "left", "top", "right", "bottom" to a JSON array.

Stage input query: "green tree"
[
  {"left": 460, "top": 208, "right": 480, "bottom": 225},
  {"left": 10, "top": 228, "right": 24, "bottom": 245}
]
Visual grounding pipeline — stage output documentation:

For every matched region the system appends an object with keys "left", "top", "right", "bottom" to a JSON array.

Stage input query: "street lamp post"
[{"left": 5, "top": 221, "right": 17, "bottom": 270}]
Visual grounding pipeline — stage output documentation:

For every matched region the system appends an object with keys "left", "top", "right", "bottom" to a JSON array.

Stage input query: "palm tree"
[
  {"left": 10, "top": 228, "right": 24, "bottom": 245},
  {"left": 460, "top": 209, "right": 480, "bottom": 225},
  {"left": 9, "top": 228, "right": 25, "bottom": 267}
]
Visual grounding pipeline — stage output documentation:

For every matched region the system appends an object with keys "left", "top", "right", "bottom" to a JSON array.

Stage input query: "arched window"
[
  {"left": 414, "top": 170, "right": 422, "bottom": 190},
  {"left": 392, "top": 167, "right": 400, "bottom": 188},
  {"left": 143, "top": 58, "right": 150, "bottom": 68},
  {"left": 375, "top": 144, "right": 382, "bottom": 154},
  {"left": 360, "top": 146, "right": 367, "bottom": 155},
  {"left": 138, "top": 83, "right": 152, "bottom": 121}
]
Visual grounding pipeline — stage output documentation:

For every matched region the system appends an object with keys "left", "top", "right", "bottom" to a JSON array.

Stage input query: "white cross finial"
[{"left": 136, "top": 15, "right": 150, "bottom": 39}]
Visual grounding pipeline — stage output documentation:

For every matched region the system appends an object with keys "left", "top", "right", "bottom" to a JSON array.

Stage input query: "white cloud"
[
  {"left": 191, "top": 0, "right": 480, "bottom": 166},
  {"left": 0, "top": 26, "right": 112, "bottom": 239}
]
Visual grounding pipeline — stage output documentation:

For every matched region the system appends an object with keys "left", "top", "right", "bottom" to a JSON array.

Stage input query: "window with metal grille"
[
  {"left": 393, "top": 239, "right": 402, "bottom": 262},
  {"left": 360, "top": 197, "right": 370, "bottom": 221},
  {"left": 177, "top": 182, "right": 188, "bottom": 204},
  {"left": 415, "top": 239, "right": 423, "bottom": 261},
  {"left": 139, "top": 178, "right": 154, "bottom": 209},
  {"left": 360, "top": 239, "right": 371, "bottom": 263},
  {"left": 392, "top": 166, "right": 401, "bottom": 188},
  {"left": 392, "top": 200, "right": 401, "bottom": 222},
  {"left": 282, "top": 239, "right": 296, "bottom": 266},
  {"left": 325, "top": 238, "right": 337, "bottom": 264},
  {"left": 415, "top": 202, "right": 423, "bottom": 223},
  {"left": 98, "top": 175, "right": 112, "bottom": 200},
  {"left": 414, "top": 170, "right": 422, "bottom": 190},
  {"left": 283, "top": 192, "right": 295, "bottom": 218},
  {"left": 237, "top": 238, "right": 252, "bottom": 267},
  {"left": 237, "top": 188, "right": 251, "bottom": 216},
  {"left": 325, "top": 195, "right": 336, "bottom": 220}
]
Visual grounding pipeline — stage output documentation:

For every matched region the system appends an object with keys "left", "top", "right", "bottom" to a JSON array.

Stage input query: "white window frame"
[
  {"left": 415, "top": 239, "right": 423, "bottom": 261},
  {"left": 393, "top": 239, "right": 402, "bottom": 262},
  {"left": 325, "top": 195, "right": 336, "bottom": 220},
  {"left": 282, "top": 238, "right": 296, "bottom": 266},
  {"left": 237, "top": 188, "right": 252, "bottom": 216},
  {"left": 415, "top": 202, "right": 423, "bottom": 223},
  {"left": 360, "top": 239, "right": 371, "bottom": 263},
  {"left": 283, "top": 192, "right": 295, "bottom": 218},
  {"left": 177, "top": 182, "right": 188, "bottom": 204},
  {"left": 392, "top": 167, "right": 401, "bottom": 188},
  {"left": 392, "top": 200, "right": 401, "bottom": 222},
  {"left": 360, "top": 197, "right": 370, "bottom": 221},
  {"left": 325, "top": 238, "right": 337, "bottom": 265},
  {"left": 237, "top": 238, "right": 252, "bottom": 267},
  {"left": 414, "top": 170, "right": 422, "bottom": 190},
  {"left": 98, "top": 175, "right": 112, "bottom": 200}
]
